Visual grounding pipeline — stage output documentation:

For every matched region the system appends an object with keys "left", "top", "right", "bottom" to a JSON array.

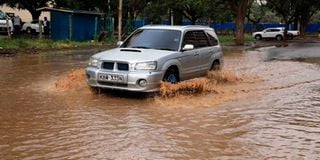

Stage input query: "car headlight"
[
  {"left": 88, "top": 57, "right": 100, "bottom": 67},
  {"left": 133, "top": 61, "right": 157, "bottom": 71}
]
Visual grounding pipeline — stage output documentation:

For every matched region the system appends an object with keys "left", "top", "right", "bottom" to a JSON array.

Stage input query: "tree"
[
  {"left": 246, "top": 0, "right": 267, "bottom": 31},
  {"left": 266, "top": 0, "right": 297, "bottom": 39},
  {"left": 295, "top": 0, "right": 320, "bottom": 37},
  {"left": 0, "top": 0, "right": 51, "bottom": 20},
  {"left": 143, "top": 1, "right": 168, "bottom": 23},
  {"left": 225, "top": 0, "right": 254, "bottom": 45}
]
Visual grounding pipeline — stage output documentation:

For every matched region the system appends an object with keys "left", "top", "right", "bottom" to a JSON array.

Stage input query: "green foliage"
[
  {"left": 0, "top": 37, "right": 108, "bottom": 49},
  {"left": 218, "top": 34, "right": 255, "bottom": 45},
  {"left": 0, "top": 0, "right": 51, "bottom": 19}
]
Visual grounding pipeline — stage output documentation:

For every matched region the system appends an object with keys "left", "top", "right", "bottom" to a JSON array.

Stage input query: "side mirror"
[
  {"left": 117, "top": 41, "right": 124, "bottom": 46},
  {"left": 182, "top": 44, "right": 194, "bottom": 51}
]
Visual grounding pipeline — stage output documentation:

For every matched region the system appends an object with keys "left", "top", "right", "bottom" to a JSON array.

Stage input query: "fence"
[{"left": 130, "top": 19, "right": 320, "bottom": 33}]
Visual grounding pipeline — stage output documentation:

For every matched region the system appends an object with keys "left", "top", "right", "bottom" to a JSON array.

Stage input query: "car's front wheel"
[
  {"left": 163, "top": 68, "right": 179, "bottom": 84},
  {"left": 26, "top": 27, "right": 32, "bottom": 34}
]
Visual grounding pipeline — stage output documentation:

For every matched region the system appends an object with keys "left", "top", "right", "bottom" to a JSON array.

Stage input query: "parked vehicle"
[
  {"left": 86, "top": 25, "right": 223, "bottom": 92},
  {"left": 0, "top": 11, "right": 13, "bottom": 34},
  {"left": 21, "top": 20, "right": 43, "bottom": 34},
  {"left": 252, "top": 27, "right": 300, "bottom": 41}
]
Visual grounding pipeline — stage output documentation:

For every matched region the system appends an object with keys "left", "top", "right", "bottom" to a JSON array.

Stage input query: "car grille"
[
  {"left": 101, "top": 62, "right": 129, "bottom": 71},
  {"left": 98, "top": 81, "right": 128, "bottom": 87},
  {"left": 102, "top": 62, "right": 114, "bottom": 70},
  {"left": 117, "top": 63, "right": 129, "bottom": 71}
]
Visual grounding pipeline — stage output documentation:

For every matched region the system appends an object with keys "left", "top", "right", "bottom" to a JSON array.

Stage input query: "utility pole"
[
  {"left": 118, "top": 0, "right": 123, "bottom": 41},
  {"left": 39, "top": 20, "right": 43, "bottom": 39},
  {"left": 170, "top": 8, "right": 174, "bottom": 26},
  {"left": 6, "top": 18, "right": 11, "bottom": 38}
]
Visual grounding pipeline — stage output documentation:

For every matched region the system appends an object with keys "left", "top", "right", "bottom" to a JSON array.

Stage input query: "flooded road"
[{"left": 1, "top": 44, "right": 320, "bottom": 159}]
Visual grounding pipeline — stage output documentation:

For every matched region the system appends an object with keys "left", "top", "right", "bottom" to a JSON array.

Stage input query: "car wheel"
[
  {"left": 26, "top": 27, "right": 32, "bottom": 34},
  {"left": 210, "top": 60, "right": 220, "bottom": 71},
  {"left": 163, "top": 68, "right": 179, "bottom": 84},
  {"left": 287, "top": 34, "right": 294, "bottom": 40},
  {"left": 255, "top": 34, "right": 262, "bottom": 40},
  {"left": 276, "top": 35, "right": 283, "bottom": 41}
]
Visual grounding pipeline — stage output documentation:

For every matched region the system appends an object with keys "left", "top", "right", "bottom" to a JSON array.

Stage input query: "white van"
[{"left": 0, "top": 11, "right": 13, "bottom": 33}]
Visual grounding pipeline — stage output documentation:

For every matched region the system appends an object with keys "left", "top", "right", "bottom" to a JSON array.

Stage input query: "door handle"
[{"left": 194, "top": 53, "right": 199, "bottom": 56}]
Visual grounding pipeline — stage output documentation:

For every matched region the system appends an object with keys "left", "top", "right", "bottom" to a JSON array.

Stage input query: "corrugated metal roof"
[{"left": 37, "top": 7, "right": 104, "bottom": 16}]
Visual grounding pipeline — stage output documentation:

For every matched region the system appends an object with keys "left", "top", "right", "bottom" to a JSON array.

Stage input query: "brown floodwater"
[{"left": 0, "top": 46, "right": 320, "bottom": 159}]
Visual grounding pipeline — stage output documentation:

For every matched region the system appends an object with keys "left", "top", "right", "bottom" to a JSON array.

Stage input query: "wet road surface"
[{"left": 0, "top": 43, "right": 320, "bottom": 159}]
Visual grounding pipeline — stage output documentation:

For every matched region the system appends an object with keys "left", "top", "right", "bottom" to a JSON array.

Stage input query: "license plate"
[{"left": 98, "top": 73, "right": 124, "bottom": 82}]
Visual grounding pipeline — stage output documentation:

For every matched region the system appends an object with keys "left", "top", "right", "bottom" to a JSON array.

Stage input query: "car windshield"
[
  {"left": 121, "top": 29, "right": 181, "bottom": 51},
  {"left": 0, "top": 12, "right": 6, "bottom": 20}
]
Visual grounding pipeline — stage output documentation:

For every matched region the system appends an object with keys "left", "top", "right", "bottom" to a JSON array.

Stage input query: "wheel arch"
[{"left": 162, "top": 65, "right": 180, "bottom": 82}]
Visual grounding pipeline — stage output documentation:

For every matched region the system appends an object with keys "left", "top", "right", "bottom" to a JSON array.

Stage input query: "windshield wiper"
[
  {"left": 131, "top": 46, "right": 150, "bottom": 49},
  {"left": 157, "top": 48, "right": 175, "bottom": 51}
]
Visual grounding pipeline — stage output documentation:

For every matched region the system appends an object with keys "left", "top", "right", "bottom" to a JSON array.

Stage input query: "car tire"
[
  {"left": 276, "top": 35, "right": 283, "bottom": 41},
  {"left": 26, "top": 27, "right": 32, "bottom": 34},
  {"left": 163, "top": 68, "right": 179, "bottom": 84},
  {"left": 210, "top": 60, "right": 220, "bottom": 71},
  {"left": 287, "top": 34, "right": 294, "bottom": 40},
  {"left": 255, "top": 34, "right": 262, "bottom": 40}
]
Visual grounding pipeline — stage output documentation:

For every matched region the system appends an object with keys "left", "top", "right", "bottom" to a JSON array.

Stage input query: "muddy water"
[{"left": 0, "top": 46, "right": 320, "bottom": 159}]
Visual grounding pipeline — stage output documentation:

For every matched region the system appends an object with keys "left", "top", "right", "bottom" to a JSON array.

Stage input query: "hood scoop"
[{"left": 120, "top": 49, "right": 142, "bottom": 52}]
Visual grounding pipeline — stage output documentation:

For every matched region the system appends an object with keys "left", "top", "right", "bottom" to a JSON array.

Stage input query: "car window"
[
  {"left": 206, "top": 31, "right": 218, "bottom": 46},
  {"left": 121, "top": 29, "right": 181, "bottom": 51},
  {"left": 265, "top": 29, "right": 272, "bottom": 32},
  {"left": 194, "top": 31, "right": 209, "bottom": 48},
  {"left": 182, "top": 31, "right": 196, "bottom": 48},
  {"left": 271, "top": 29, "right": 280, "bottom": 32},
  {"left": 0, "top": 12, "right": 6, "bottom": 20},
  {"left": 182, "top": 30, "right": 209, "bottom": 49}
]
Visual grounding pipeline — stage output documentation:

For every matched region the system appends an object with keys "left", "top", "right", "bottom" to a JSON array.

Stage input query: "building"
[{"left": 37, "top": 7, "right": 104, "bottom": 41}]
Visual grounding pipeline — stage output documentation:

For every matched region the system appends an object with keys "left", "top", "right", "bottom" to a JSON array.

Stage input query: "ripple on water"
[{"left": 1, "top": 48, "right": 320, "bottom": 159}]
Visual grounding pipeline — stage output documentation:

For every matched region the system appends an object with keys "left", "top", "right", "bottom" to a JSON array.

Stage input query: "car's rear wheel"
[
  {"left": 210, "top": 60, "right": 220, "bottom": 71},
  {"left": 255, "top": 34, "right": 262, "bottom": 40},
  {"left": 276, "top": 35, "right": 283, "bottom": 41},
  {"left": 26, "top": 27, "right": 32, "bottom": 34},
  {"left": 163, "top": 67, "right": 179, "bottom": 84}
]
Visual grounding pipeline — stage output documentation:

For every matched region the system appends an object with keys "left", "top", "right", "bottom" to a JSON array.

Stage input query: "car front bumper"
[{"left": 85, "top": 67, "right": 164, "bottom": 92}]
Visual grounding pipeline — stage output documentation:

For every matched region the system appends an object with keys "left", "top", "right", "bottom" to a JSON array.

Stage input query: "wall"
[
  {"left": 132, "top": 20, "right": 320, "bottom": 33},
  {"left": 51, "top": 11, "right": 101, "bottom": 41}
]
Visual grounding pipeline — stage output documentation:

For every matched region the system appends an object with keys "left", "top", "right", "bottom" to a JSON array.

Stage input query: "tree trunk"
[
  {"left": 173, "top": 10, "right": 183, "bottom": 25},
  {"left": 284, "top": 22, "right": 289, "bottom": 41},
  {"left": 31, "top": 10, "right": 41, "bottom": 20},
  {"left": 191, "top": 18, "right": 196, "bottom": 25},
  {"left": 228, "top": 0, "right": 253, "bottom": 45},
  {"left": 235, "top": 13, "right": 245, "bottom": 45},
  {"left": 299, "top": 15, "right": 311, "bottom": 38}
]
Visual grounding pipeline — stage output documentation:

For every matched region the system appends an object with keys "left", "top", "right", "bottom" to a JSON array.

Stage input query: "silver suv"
[{"left": 86, "top": 25, "right": 223, "bottom": 92}]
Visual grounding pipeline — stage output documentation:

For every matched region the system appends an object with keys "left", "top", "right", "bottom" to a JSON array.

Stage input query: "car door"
[
  {"left": 263, "top": 29, "right": 273, "bottom": 38},
  {"left": 179, "top": 30, "right": 202, "bottom": 80},
  {"left": 204, "top": 30, "right": 221, "bottom": 70},
  {"left": 31, "top": 20, "right": 39, "bottom": 32},
  {"left": 193, "top": 30, "right": 213, "bottom": 73}
]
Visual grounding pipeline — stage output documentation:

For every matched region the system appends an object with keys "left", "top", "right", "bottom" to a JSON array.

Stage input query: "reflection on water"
[{"left": 0, "top": 47, "right": 320, "bottom": 159}]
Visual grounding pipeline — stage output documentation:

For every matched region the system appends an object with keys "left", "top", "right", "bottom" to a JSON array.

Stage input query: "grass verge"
[
  {"left": 218, "top": 34, "right": 255, "bottom": 45},
  {"left": 0, "top": 37, "right": 116, "bottom": 50}
]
